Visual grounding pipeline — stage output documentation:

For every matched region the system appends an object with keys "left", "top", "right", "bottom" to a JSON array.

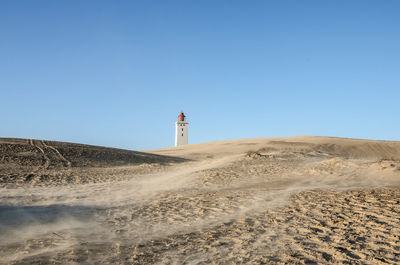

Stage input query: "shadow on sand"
[{"left": 0, "top": 205, "right": 100, "bottom": 233}]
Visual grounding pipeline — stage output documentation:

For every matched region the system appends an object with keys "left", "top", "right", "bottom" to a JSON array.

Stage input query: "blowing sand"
[{"left": 0, "top": 136, "right": 399, "bottom": 264}]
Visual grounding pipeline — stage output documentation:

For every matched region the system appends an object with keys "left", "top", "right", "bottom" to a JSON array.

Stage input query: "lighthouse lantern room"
[{"left": 175, "top": 112, "right": 188, "bottom": 146}]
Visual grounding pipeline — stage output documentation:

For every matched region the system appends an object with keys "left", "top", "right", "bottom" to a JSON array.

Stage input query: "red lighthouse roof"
[{"left": 178, "top": 112, "right": 186, "bottom": 121}]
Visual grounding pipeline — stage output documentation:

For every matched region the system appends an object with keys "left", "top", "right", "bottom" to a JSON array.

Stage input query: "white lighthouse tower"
[{"left": 175, "top": 112, "right": 188, "bottom": 146}]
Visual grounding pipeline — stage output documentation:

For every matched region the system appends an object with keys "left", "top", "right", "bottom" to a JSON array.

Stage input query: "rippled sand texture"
[{"left": 1, "top": 136, "right": 400, "bottom": 264}]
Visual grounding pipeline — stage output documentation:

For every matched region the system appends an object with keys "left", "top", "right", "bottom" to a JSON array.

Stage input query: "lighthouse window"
[
  {"left": 182, "top": 128, "right": 183, "bottom": 131},
  {"left": 182, "top": 133, "right": 183, "bottom": 136}
]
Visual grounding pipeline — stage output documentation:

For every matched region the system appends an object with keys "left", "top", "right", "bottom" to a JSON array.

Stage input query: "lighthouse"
[{"left": 175, "top": 112, "right": 188, "bottom": 146}]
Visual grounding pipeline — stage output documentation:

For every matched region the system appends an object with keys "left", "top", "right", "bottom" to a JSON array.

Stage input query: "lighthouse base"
[{"left": 175, "top": 121, "right": 188, "bottom": 146}]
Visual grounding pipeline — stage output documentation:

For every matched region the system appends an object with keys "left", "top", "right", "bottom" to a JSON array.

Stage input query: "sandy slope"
[{"left": 0, "top": 136, "right": 399, "bottom": 264}]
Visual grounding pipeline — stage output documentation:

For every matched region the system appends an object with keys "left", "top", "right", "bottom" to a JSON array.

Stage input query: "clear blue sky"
[{"left": 1, "top": 0, "right": 399, "bottom": 150}]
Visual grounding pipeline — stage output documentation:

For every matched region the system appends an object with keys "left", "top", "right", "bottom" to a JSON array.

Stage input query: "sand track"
[
  {"left": 29, "top": 139, "right": 50, "bottom": 170},
  {"left": 41, "top": 140, "right": 72, "bottom": 169},
  {"left": 1, "top": 136, "right": 400, "bottom": 264}
]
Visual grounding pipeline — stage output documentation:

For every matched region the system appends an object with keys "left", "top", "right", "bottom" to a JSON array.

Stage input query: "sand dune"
[
  {"left": 0, "top": 138, "right": 186, "bottom": 187},
  {"left": 0, "top": 136, "right": 399, "bottom": 264}
]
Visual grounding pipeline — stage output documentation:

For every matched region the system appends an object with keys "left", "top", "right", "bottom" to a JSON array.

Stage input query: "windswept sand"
[{"left": 0, "top": 136, "right": 400, "bottom": 264}]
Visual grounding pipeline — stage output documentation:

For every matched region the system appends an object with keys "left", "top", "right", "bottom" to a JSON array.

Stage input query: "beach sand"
[{"left": 0, "top": 136, "right": 399, "bottom": 264}]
